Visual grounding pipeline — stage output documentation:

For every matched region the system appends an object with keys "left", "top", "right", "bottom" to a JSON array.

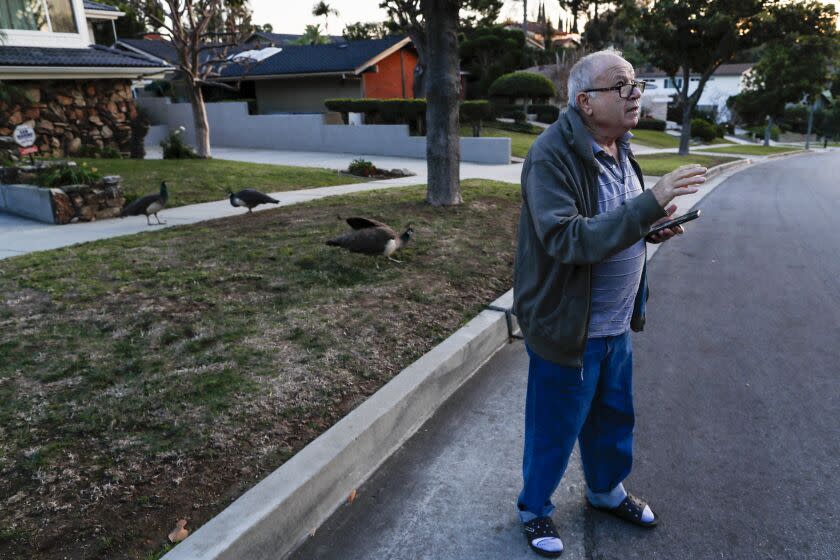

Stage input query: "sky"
[
  {"left": 251, "top": 0, "right": 840, "bottom": 36},
  {"left": 250, "top": 0, "right": 570, "bottom": 35}
]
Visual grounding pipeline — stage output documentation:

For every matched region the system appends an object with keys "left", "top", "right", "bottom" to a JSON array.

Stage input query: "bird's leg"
[
  {"left": 146, "top": 214, "right": 152, "bottom": 226},
  {"left": 248, "top": 207, "right": 253, "bottom": 214},
  {"left": 155, "top": 213, "right": 167, "bottom": 225},
  {"left": 388, "top": 257, "right": 403, "bottom": 264}
]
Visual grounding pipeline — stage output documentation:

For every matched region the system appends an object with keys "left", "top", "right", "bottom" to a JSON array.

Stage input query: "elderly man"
[{"left": 513, "top": 49, "right": 707, "bottom": 557}]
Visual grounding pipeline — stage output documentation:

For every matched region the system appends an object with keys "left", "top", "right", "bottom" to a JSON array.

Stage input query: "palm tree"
[
  {"left": 312, "top": 1, "right": 339, "bottom": 35},
  {"left": 293, "top": 24, "right": 330, "bottom": 45}
]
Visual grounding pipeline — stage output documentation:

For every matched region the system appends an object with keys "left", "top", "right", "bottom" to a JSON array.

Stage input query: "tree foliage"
[
  {"left": 460, "top": 26, "right": 529, "bottom": 99},
  {"left": 342, "top": 21, "right": 389, "bottom": 40},
  {"left": 728, "top": 2, "right": 837, "bottom": 144},
  {"left": 636, "top": 0, "right": 836, "bottom": 154},
  {"left": 293, "top": 24, "right": 331, "bottom": 45}
]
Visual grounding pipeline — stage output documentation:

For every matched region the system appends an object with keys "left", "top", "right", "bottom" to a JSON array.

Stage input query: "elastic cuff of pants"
[{"left": 586, "top": 482, "right": 627, "bottom": 509}]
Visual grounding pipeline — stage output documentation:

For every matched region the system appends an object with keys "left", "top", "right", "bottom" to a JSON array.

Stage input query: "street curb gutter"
[
  {"left": 704, "top": 158, "right": 751, "bottom": 179},
  {"left": 162, "top": 290, "right": 518, "bottom": 560}
]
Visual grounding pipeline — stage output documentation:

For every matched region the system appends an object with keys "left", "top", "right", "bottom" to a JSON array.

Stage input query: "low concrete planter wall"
[
  {"left": 0, "top": 177, "right": 125, "bottom": 224},
  {"left": 138, "top": 98, "right": 512, "bottom": 164}
]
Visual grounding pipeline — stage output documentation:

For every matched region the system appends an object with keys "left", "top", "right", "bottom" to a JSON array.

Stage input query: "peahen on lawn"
[{"left": 326, "top": 217, "right": 414, "bottom": 264}]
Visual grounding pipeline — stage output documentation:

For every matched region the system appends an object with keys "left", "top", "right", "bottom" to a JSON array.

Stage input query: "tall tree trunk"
[
  {"left": 805, "top": 98, "right": 815, "bottom": 150},
  {"left": 763, "top": 115, "right": 773, "bottom": 147},
  {"left": 423, "top": 0, "right": 461, "bottom": 206},
  {"left": 678, "top": 71, "right": 692, "bottom": 155},
  {"left": 187, "top": 83, "right": 211, "bottom": 158},
  {"left": 679, "top": 103, "right": 692, "bottom": 155},
  {"left": 407, "top": 28, "right": 428, "bottom": 98},
  {"left": 522, "top": 0, "right": 528, "bottom": 38}
]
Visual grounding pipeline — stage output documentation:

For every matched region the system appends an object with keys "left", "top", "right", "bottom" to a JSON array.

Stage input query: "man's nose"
[{"left": 630, "top": 85, "right": 642, "bottom": 100}]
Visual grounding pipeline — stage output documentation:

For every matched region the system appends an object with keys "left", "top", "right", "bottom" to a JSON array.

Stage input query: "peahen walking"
[
  {"left": 228, "top": 188, "right": 279, "bottom": 214},
  {"left": 121, "top": 181, "right": 169, "bottom": 225}
]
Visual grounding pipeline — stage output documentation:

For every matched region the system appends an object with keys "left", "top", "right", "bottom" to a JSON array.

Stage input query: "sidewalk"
[{"left": 0, "top": 150, "right": 524, "bottom": 260}]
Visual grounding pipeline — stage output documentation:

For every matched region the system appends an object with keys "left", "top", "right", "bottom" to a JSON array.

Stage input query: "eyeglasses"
[{"left": 583, "top": 81, "right": 646, "bottom": 99}]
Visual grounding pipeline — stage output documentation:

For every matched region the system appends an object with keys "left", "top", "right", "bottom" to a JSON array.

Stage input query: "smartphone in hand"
[{"left": 649, "top": 209, "right": 701, "bottom": 235}]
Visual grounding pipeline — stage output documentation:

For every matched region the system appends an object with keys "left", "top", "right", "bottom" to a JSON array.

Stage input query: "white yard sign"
[{"left": 13, "top": 125, "right": 36, "bottom": 148}]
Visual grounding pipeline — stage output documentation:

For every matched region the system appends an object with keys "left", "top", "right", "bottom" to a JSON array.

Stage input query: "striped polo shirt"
[{"left": 588, "top": 132, "right": 646, "bottom": 338}]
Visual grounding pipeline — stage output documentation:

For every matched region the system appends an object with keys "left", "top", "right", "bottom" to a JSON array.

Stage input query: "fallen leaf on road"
[
  {"left": 168, "top": 519, "right": 189, "bottom": 543},
  {"left": 347, "top": 489, "right": 358, "bottom": 504}
]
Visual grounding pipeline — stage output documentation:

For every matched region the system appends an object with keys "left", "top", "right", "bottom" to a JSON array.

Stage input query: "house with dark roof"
[
  {"left": 0, "top": 0, "right": 171, "bottom": 157},
  {"left": 218, "top": 36, "right": 418, "bottom": 114},
  {"left": 118, "top": 35, "right": 419, "bottom": 114}
]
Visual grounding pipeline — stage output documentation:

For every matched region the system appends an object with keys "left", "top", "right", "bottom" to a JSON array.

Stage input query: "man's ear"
[{"left": 577, "top": 92, "right": 594, "bottom": 116}]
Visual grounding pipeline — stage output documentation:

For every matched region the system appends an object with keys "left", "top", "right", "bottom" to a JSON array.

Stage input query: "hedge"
[{"left": 635, "top": 118, "right": 666, "bottom": 131}]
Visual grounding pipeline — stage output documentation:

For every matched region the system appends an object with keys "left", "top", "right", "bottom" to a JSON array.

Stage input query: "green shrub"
[
  {"left": 161, "top": 128, "right": 198, "bottom": 159},
  {"left": 494, "top": 121, "right": 543, "bottom": 134},
  {"left": 690, "top": 118, "right": 718, "bottom": 142},
  {"left": 460, "top": 100, "right": 494, "bottom": 136},
  {"left": 488, "top": 72, "right": 556, "bottom": 102},
  {"left": 347, "top": 158, "right": 378, "bottom": 177},
  {"left": 38, "top": 162, "right": 101, "bottom": 187},
  {"left": 492, "top": 102, "right": 521, "bottom": 119},
  {"left": 325, "top": 98, "right": 427, "bottom": 132},
  {"left": 748, "top": 124, "right": 781, "bottom": 141},
  {"left": 635, "top": 118, "right": 667, "bottom": 131},
  {"left": 528, "top": 104, "right": 559, "bottom": 123},
  {"left": 511, "top": 110, "right": 528, "bottom": 123},
  {"left": 99, "top": 146, "right": 122, "bottom": 159}
]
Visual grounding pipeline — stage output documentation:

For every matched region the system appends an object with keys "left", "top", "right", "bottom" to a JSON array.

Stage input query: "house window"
[
  {"left": 0, "top": 0, "right": 77, "bottom": 33},
  {"left": 664, "top": 77, "right": 683, "bottom": 89}
]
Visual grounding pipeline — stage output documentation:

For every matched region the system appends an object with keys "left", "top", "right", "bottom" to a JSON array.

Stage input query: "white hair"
[{"left": 567, "top": 48, "right": 626, "bottom": 108}]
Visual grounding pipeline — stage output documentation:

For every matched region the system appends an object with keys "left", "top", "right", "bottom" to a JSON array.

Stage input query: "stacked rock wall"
[{"left": 0, "top": 79, "right": 137, "bottom": 159}]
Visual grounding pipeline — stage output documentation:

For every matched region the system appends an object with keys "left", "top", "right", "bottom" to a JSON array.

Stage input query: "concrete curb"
[
  {"left": 162, "top": 290, "right": 519, "bottom": 560},
  {"left": 704, "top": 158, "right": 751, "bottom": 179}
]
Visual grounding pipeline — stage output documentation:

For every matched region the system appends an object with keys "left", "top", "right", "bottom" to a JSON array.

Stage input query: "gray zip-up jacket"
[{"left": 513, "top": 107, "right": 666, "bottom": 367}]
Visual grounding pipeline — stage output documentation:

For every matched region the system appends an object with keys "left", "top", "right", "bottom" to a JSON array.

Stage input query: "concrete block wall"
[{"left": 137, "top": 98, "right": 511, "bottom": 165}]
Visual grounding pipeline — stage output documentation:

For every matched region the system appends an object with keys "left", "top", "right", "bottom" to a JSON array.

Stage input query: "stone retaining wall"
[{"left": 0, "top": 80, "right": 139, "bottom": 160}]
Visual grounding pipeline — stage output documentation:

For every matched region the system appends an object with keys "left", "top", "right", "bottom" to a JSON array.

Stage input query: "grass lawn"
[
  {"left": 697, "top": 145, "right": 800, "bottom": 156},
  {"left": 45, "top": 158, "right": 366, "bottom": 208},
  {"left": 0, "top": 179, "right": 520, "bottom": 560},
  {"left": 631, "top": 130, "right": 734, "bottom": 149},
  {"left": 635, "top": 153, "right": 738, "bottom": 176},
  {"left": 461, "top": 125, "right": 542, "bottom": 158}
]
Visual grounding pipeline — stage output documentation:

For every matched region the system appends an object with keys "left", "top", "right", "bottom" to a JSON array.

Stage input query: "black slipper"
[
  {"left": 590, "top": 494, "right": 659, "bottom": 528},
  {"left": 522, "top": 516, "right": 563, "bottom": 558}
]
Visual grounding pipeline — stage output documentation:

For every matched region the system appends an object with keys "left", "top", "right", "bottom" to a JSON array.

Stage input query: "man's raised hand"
[{"left": 650, "top": 164, "right": 707, "bottom": 207}]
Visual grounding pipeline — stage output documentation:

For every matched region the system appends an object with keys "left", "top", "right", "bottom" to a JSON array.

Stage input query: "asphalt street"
[
  {"left": 291, "top": 150, "right": 840, "bottom": 560},
  {"left": 591, "top": 150, "right": 840, "bottom": 559}
]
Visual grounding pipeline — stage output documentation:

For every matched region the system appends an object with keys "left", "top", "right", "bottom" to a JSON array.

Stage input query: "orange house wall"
[{"left": 362, "top": 48, "right": 417, "bottom": 99}]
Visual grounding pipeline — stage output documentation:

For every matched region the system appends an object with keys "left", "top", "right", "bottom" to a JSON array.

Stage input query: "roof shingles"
[
  {"left": 0, "top": 45, "right": 168, "bottom": 68},
  {"left": 221, "top": 36, "right": 406, "bottom": 78}
]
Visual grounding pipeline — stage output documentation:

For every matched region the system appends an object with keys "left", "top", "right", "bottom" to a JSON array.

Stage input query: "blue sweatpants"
[{"left": 518, "top": 331, "right": 635, "bottom": 520}]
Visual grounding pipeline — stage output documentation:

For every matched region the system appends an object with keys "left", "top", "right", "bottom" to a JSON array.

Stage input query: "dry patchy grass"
[{"left": 0, "top": 180, "right": 520, "bottom": 560}]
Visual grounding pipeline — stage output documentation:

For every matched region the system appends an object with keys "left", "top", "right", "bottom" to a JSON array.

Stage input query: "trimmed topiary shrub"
[
  {"left": 488, "top": 72, "right": 556, "bottom": 111},
  {"left": 635, "top": 118, "right": 667, "bottom": 131}
]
